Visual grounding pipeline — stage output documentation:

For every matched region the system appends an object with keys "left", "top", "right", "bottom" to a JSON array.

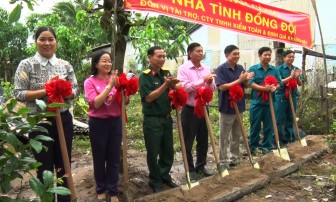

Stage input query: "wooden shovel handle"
[
  {"left": 269, "top": 93, "right": 280, "bottom": 145},
  {"left": 232, "top": 101, "right": 252, "bottom": 158},
  {"left": 55, "top": 108, "right": 77, "bottom": 201},
  {"left": 176, "top": 109, "right": 190, "bottom": 174},
  {"left": 204, "top": 106, "right": 220, "bottom": 165},
  {"left": 121, "top": 91, "right": 129, "bottom": 183},
  {"left": 288, "top": 92, "right": 301, "bottom": 140}
]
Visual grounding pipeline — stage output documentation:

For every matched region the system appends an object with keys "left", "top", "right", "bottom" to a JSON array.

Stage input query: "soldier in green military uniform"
[
  {"left": 275, "top": 50, "right": 302, "bottom": 144},
  {"left": 248, "top": 47, "right": 282, "bottom": 154},
  {"left": 139, "top": 46, "right": 179, "bottom": 193}
]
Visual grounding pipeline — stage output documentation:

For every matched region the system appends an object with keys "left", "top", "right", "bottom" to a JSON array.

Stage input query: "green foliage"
[
  {"left": 72, "top": 136, "right": 91, "bottom": 154},
  {"left": 128, "top": 19, "right": 191, "bottom": 68},
  {"left": 126, "top": 93, "right": 145, "bottom": 151},
  {"left": 297, "top": 89, "right": 336, "bottom": 134},
  {"left": 29, "top": 170, "right": 71, "bottom": 201},
  {"left": 0, "top": 99, "right": 59, "bottom": 200},
  {"left": 73, "top": 94, "right": 89, "bottom": 118},
  {"left": 1, "top": 81, "right": 14, "bottom": 102},
  {"left": 8, "top": 4, "right": 22, "bottom": 24},
  {"left": 0, "top": 8, "right": 29, "bottom": 82},
  {"left": 154, "top": 15, "right": 195, "bottom": 39},
  {"left": 75, "top": 63, "right": 91, "bottom": 90}
]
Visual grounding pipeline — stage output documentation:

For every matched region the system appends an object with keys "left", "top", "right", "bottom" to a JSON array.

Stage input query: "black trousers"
[
  {"left": 181, "top": 105, "right": 209, "bottom": 172},
  {"left": 88, "top": 116, "right": 122, "bottom": 196},
  {"left": 29, "top": 110, "right": 73, "bottom": 202}
]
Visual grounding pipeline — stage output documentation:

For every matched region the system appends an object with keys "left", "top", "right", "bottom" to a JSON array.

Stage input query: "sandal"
[
  {"left": 97, "top": 193, "right": 107, "bottom": 202},
  {"left": 110, "top": 196, "right": 119, "bottom": 202}
]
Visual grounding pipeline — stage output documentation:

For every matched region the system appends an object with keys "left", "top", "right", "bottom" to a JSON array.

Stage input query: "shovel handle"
[
  {"left": 176, "top": 109, "right": 190, "bottom": 175},
  {"left": 121, "top": 91, "right": 129, "bottom": 183},
  {"left": 269, "top": 93, "right": 281, "bottom": 147},
  {"left": 288, "top": 92, "right": 301, "bottom": 140},
  {"left": 204, "top": 106, "right": 220, "bottom": 165},
  {"left": 232, "top": 101, "right": 253, "bottom": 158},
  {"left": 55, "top": 108, "right": 77, "bottom": 201}
]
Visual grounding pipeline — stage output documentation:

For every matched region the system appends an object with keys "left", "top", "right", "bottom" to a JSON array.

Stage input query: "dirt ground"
[{"left": 7, "top": 135, "right": 336, "bottom": 201}]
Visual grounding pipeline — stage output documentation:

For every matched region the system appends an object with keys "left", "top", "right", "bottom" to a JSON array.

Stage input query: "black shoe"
[
  {"left": 150, "top": 185, "right": 162, "bottom": 193},
  {"left": 229, "top": 161, "right": 239, "bottom": 167},
  {"left": 196, "top": 167, "right": 213, "bottom": 177},
  {"left": 163, "top": 180, "right": 178, "bottom": 188},
  {"left": 148, "top": 183, "right": 163, "bottom": 193},
  {"left": 189, "top": 171, "right": 198, "bottom": 182}
]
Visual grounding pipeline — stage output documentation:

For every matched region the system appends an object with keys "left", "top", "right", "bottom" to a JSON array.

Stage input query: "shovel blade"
[
  {"left": 300, "top": 138, "right": 307, "bottom": 147},
  {"left": 253, "top": 163, "right": 260, "bottom": 169},
  {"left": 181, "top": 181, "right": 199, "bottom": 190},
  {"left": 273, "top": 148, "right": 290, "bottom": 161},
  {"left": 220, "top": 169, "right": 229, "bottom": 178}
]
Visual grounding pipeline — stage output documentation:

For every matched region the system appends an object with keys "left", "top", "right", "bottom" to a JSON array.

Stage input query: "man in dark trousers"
[
  {"left": 139, "top": 46, "right": 179, "bottom": 193},
  {"left": 177, "top": 42, "right": 216, "bottom": 181}
]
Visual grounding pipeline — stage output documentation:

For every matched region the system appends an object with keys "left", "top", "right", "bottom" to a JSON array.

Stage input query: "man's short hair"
[
  {"left": 224, "top": 45, "right": 239, "bottom": 56},
  {"left": 258, "top": 47, "right": 272, "bottom": 56},
  {"left": 147, "top": 46, "right": 163, "bottom": 56}
]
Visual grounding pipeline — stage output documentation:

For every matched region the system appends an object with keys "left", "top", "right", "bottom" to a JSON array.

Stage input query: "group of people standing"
[
  {"left": 138, "top": 43, "right": 302, "bottom": 193},
  {"left": 13, "top": 25, "right": 302, "bottom": 201}
]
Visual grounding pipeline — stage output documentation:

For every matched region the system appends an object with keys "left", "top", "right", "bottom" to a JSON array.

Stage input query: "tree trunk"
[
  {"left": 273, "top": 41, "right": 285, "bottom": 67},
  {"left": 301, "top": 48, "right": 308, "bottom": 91},
  {"left": 115, "top": 37, "right": 127, "bottom": 73}
]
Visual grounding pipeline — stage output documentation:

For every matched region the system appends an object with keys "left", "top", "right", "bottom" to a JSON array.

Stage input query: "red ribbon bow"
[
  {"left": 45, "top": 77, "right": 72, "bottom": 111},
  {"left": 114, "top": 73, "right": 139, "bottom": 107},
  {"left": 285, "top": 78, "right": 297, "bottom": 99},
  {"left": 258, "top": 75, "right": 278, "bottom": 102},
  {"left": 229, "top": 84, "right": 244, "bottom": 109},
  {"left": 114, "top": 73, "right": 139, "bottom": 122},
  {"left": 194, "top": 87, "right": 213, "bottom": 118},
  {"left": 168, "top": 87, "right": 188, "bottom": 110}
]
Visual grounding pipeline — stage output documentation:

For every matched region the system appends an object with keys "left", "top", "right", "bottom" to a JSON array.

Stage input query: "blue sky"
[{"left": 1, "top": 0, "right": 335, "bottom": 45}]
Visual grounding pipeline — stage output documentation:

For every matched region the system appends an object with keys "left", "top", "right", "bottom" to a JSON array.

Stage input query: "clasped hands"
[
  {"left": 239, "top": 71, "right": 254, "bottom": 82},
  {"left": 164, "top": 76, "right": 180, "bottom": 89},
  {"left": 203, "top": 73, "right": 216, "bottom": 84}
]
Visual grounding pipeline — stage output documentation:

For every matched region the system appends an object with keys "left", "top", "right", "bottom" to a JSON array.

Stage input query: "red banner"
[{"left": 124, "top": 0, "right": 313, "bottom": 48}]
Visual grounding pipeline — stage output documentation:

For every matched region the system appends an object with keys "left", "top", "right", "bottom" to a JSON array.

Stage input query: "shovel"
[
  {"left": 55, "top": 108, "right": 77, "bottom": 201},
  {"left": 204, "top": 106, "right": 229, "bottom": 179},
  {"left": 176, "top": 108, "right": 199, "bottom": 190},
  {"left": 269, "top": 93, "right": 290, "bottom": 161},
  {"left": 232, "top": 101, "right": 260, "bottom": 169},
  {"left": 121, "top": 92, "right": 131, "bottom": 202},
  {"left": 288, "top": 91, "right": 307, "bottom": 146}
]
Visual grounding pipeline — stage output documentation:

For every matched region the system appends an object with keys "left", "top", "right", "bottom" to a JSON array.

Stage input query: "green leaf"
[
  {"left": 48, "top": 102, "right": 69, "bottom": 108},
  {"left": 34, "top": 135, "right": 54, "bottom": 142},
  {"left": 1, "top": 177, "right": 11, "bottom": 193},
  {"left": 0, "top": 196, "right": 16, "bottom": 202},
  {"left": 9, "top": 4, "right": 22, "bottom": 24},
  {"left": 6, "top": 99, "right": 17, "bottom": 112},
  {"left": 6, "top": 133, "right": 19, "bottom": 149},
  {"left": 29, "top": 139, "right": 43, "bottom": 153},
  {"left": 35, "top": 99, "right": 47, "bottom": 110},
  {"left": 16, "top": 107, "right": 32, "bottom": 116},
  {"left": 43, "top": 170, "right": 54, "bottom": 188},
  {"left": 47, "top": 186, "right": 71, "bottom": 196},
  {"left": 29, "top": 177, "right": 45, "bottom": 197}
]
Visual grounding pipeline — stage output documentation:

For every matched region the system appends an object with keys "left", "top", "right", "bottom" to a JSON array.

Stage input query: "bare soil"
[{"left": 7, "top": 135, "right": 336, "bottom": 202}]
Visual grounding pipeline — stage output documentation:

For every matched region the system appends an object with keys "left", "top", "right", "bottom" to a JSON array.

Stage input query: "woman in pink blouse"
[{"left": 84, "top": 51, "right": 121, "bottom": 202}]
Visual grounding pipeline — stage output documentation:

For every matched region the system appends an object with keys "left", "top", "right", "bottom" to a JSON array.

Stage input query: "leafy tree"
[
  {"left": 0, "top": 8, "right": 29, "bottom": 82},
  {"left": 154, "top": 15, "right": 195, "bottom": 39},
  {"left": 128, "top": 19, "right": 191, "bottom": 68}
]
